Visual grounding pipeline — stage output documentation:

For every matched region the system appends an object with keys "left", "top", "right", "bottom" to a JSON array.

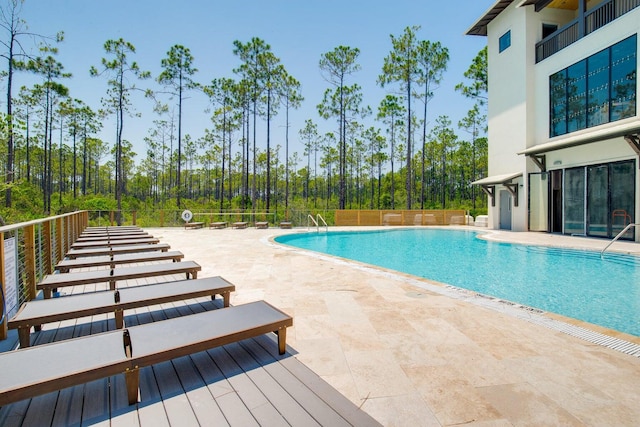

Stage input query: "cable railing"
[
  {"left": 600, "top": 223, "right": 639, "bottom": 258},
  {"left": 0, "top": 211, "right": 89, "bottom": 341},
  {"left": 307, "top": 214, "right": 328, "bottom": 232}
]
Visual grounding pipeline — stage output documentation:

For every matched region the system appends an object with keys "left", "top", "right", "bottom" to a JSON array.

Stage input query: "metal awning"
[
  {"left": 472, "top": 172, "right": 522, "bottom": 207},
  {"left": 472, "top": 172, "right": 522, "bottom": 186},
  {"left": 518, "top": 123, "right": 640, "bottom": 171}
]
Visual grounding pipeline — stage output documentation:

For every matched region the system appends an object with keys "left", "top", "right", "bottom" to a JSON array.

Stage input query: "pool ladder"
[
  {"left": 307, "top": 214, "right": 328, "bottom": 232},
  {"left": 600, "top": 223, "right": 639, "bottom": 258}
]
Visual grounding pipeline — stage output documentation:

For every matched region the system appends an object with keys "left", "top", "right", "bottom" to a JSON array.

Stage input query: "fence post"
[
  {"left": 24, "top": 225, "right": 37, "bottom": 301},
  {"left": 132, "top": 211, "right": 137, "bottom": 225},
  {"left": 43, "top": 220, "right": 53, "bottom": 275},
  {"left": 0, "top": 231, "right": 6, "bottom": 340},
  {"left": 56, "top": 217, "right": 64, "bottom": 260},
  {"left": 64, "top": 216, "right": 72, "bottom": 254}
]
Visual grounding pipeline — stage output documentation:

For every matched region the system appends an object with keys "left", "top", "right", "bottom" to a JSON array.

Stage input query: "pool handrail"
[
  {"left": 307, "top": 214, "right": 328, "bottom": 232},
  {"left": 600, "top": 223, "right": 639, "bottom": 258}
]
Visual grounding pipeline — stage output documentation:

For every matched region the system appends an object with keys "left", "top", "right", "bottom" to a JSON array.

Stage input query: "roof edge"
[{"left": 466, "top": 0, "right": 537, "bottom": 36}]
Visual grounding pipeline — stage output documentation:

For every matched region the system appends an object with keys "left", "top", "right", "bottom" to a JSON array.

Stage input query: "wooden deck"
[{"left": 0, "top": 273, "right": 379, "bottom": 426}]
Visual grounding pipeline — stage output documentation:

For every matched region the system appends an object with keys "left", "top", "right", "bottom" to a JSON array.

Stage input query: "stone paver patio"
[{"left": 148, "top": 226, "right": 640, "bottom": 426}]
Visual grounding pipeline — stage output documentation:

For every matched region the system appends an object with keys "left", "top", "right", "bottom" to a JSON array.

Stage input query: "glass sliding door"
[
  {"left": 564, "top": 167, "right": 585, "bottom": 235},
  {"left": 610, "top": 161, "right": 635, "bottom": 238},
  {"left": 587, "top": 165, "right": 609, "bottom": 237},
  {"left": 528, "top": 172, "right": 549, "bottom": 231}
]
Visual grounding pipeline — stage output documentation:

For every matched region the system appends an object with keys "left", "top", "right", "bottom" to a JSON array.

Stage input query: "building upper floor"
[
  {"left": 468, "top": 0, "right": 639, "bottom": 154},
  {"left": 468, "top": 0, "right": 640, "bottom": 63}
]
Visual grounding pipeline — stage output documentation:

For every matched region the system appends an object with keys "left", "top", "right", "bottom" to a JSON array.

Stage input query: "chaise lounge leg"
[
  {"left": 276, "top": 328, "right": 287, "bottom": 355},
  {"left": 222, "top": 292, "right": 230, "bottom": 307},
  {"left": 18, "top": 327, "right": 31, "bottom": 348},
  {"left": 115, "top": 309, "right": 124, "bottom": 329},
  {"left": 125, "top": 368, "right": 140, "bottom": 405}
]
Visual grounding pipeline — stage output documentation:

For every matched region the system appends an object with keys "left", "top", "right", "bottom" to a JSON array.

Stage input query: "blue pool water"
[{"left": 275, "top": 229, "right": 640, "bottom": 337}]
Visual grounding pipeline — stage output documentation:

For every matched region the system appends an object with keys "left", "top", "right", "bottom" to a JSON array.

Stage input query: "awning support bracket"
[
  {"left": 504, "top": 182, "right": 519, "bottom": 207},
  {"left": 480, "top": 185, "right": 496, "bottom": 207},
  {"left": 530, "top": 154, "right": 546, "bottom": 172},
  {"left": 624, "top": 134, "right": 640, "bottom": 169}
]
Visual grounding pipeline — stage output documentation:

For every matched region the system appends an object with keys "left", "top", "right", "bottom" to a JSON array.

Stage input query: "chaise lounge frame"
[
  {"left": 9, "top": 276, "right": 236, "bottom": 347},
  {"left": 70, "top": 237, "right": 160, "bottom": 249},
  {"left": 55, "top": 250, "right": 185, "bottom": 273},
  {"left": 37, "top": 260, "right": 201, "bottom": 298},
  {"left": 74, "top": 232, "right": 151, "bottom": 242},
  {"left": 0, "top": 301, "right": 292, "bottom": 406},
  {"left": 65, "top": 243, "right": 171, "bottom": 259},
  {"left": 184, "top": 222, "right": 204, "bottom": 229}
]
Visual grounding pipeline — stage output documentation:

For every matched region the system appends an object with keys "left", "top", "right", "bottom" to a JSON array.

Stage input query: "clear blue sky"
[{"left": 14, "top": 0, "right": 490, "bottom": 166}]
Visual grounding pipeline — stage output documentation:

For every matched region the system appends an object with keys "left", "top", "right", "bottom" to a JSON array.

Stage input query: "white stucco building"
[{"left": 468, "top": 0, "right": 639, "bottom": 241}]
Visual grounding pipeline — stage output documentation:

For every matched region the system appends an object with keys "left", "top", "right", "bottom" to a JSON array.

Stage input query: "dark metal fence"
[{"left": 536, "top": 0, "right": 639, "bottom": 63}]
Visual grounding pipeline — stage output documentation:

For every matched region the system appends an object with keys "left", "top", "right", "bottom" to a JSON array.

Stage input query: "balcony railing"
[{"left": 536, "top": 0, "right": 640, "bottom": 63}]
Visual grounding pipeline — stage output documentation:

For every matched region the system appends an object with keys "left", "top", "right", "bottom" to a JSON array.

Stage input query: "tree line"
[{"left": 0, "top": 0, "right": 488, "bottom": 224}]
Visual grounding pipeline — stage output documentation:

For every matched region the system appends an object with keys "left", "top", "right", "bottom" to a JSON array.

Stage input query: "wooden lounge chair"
[
  {"left": 80, "top": 229, "right": 147, "bottom": 236},
  {"left": 80, "top": 228, "right": 146, "bottom": 236},
  {"left": 9, "top": 276, "right": 236, "bottom": 347},
  {"left": 74, "top": 233, "right": 151, "bottom": 242},
  {"left": 280, "top": 221, "right": 293, "bottom": 229},
  {"left": 0, "top": 300, "right": 292, "bottom": 406},
  {"left": 209, "top": 221, "right": 227, "bottom": 229},
  {"left": 184, "top": 221, "right": 204, "bottom": 229},
  {"left": 255, "top": 221, "right": 269, "bottom": 229},
  {"left": 65, "top": 243, "right": 171, "bottom": 259},
  {"left": 83, "top": 226, "right": 141, "bottom": 232},
  {"left": 55, "top": 250, "right": 185, "bottom": 273},
  {"left": 70, "top": 237, "right": 160, "bottom": 249},
  {"left": 37, "top": 260, "right": 201, "bottom": 299},
  {"left": 232, "top": 221, "right": 249, "bottom": 229}
]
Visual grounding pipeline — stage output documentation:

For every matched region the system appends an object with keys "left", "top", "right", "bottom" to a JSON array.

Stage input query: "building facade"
[{"left": 468, "top": 0, "right": 639, "bottom": 241}]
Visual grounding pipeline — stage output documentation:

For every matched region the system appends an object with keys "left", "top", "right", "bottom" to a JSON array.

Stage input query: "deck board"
[
  {"left": 22, "top": 392, "right": 57, "bottom": 426},
  {"left": 153, "top": 360, "right": 201, "bottom": 426},
  {"left": 52, "top": 384, "right": 84, "bottom": 427},
  {"left": 215, "top": 345, "right": 290, "bottom": 427},
  {"left": 172, "top": 354, "right": 230, "bottom": 425},
  {"left": 226, "top": 341, "right": 321, "bottom": 427},
  {"left": 240, "top": 336, "right": 352, "bottom": 427}
]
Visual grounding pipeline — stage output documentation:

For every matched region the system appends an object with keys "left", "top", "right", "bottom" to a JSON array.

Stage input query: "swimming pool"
[{"left": 275, "top": 228, "right": 640, "bottom": 337}]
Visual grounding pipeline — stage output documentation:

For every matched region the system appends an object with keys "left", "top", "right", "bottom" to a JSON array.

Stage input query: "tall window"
[
  {"left": 499, "top": 30, "right": 511, "bottom": 53},
  {"left": 549, "top": 34, "right": 636, "bottom": 137},
  {"left": 567, "top": 60, "right": 586, "bottom": 132},
  {"left": 587, "top": 50, "right": 610, "bottom": 127},
  {"left": 611, "top": 36, "right": 637, "bottom": 121}
]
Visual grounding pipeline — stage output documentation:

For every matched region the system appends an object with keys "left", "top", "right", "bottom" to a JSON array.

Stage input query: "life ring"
[{"left": 181, "top": 209, "right": 193, "bottom": 222}]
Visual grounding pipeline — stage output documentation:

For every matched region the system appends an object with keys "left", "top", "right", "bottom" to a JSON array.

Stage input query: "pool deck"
[
  {"left": 4, "top": 226, "right": 640, "bottom": 426},
  {"left": 145, "top": 226, "right": 640, "bottom": 426}
]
